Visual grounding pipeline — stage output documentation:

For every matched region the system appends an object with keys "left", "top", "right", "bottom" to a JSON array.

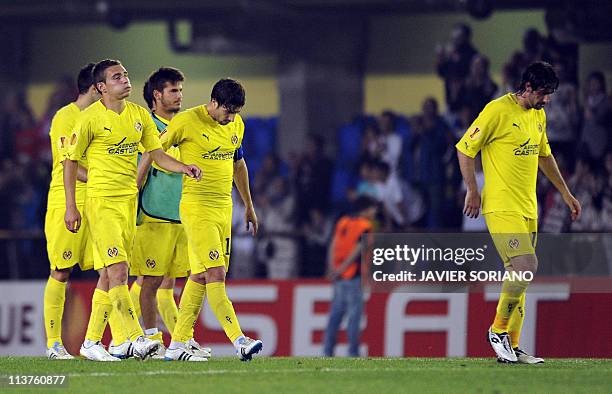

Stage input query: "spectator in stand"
[
  {"left": 0, "top": 90, "right": 35, "bottom": 160},
  {"left": 436, "top": 23, "right": 479, "bottom": 114},
  {"left": 294, "top": 134, "right": 333, "bottom": 225},
  {"left": 411, "top": 98, "right": 453, "bottom": 229},
  {"left": 452, "top": 55, "right": 498, "bottom": 123},
  {"left": 301, "top": 208, "right": 333, "bottom": 277},
  {"left": 372, "top": 161, "right": 405, "bottom": 230},
  {"left": 359, "top": 122, "right": 383, "bottom": 164},
  {"left": 580, "top": 71, "right": 611, "bottom": 162},
  {"left": 521, "top": 28, "right": 549, "bottom": 66},
  {"left": 257, "top": 176, "right": 298, "bottom": 279},
  {"left": 377, "top": 111, "right": 403, "bottom": 174},
  {"left": 230, "top": 189, "right": 256, "bottom": 279},
  {"left": 253, "top": 153, "right": 283, "bottom": 202},
  {"left": 545, "top": 63, "right": 580, "bottom": 160}
]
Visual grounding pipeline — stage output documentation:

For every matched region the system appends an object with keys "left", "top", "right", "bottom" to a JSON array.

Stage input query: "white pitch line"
[{"left": 65, "top": 367, "right": 410, "bottom": 378}]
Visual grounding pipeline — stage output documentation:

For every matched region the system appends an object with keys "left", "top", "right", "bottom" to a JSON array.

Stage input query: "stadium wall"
[{"left": 1, "top": 280, "right": 611, "bottom": 358}]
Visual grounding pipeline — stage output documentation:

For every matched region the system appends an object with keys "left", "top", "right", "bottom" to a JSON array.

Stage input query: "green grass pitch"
[{"left": 1, "top": 357, "right": 611, "bottom": 393}]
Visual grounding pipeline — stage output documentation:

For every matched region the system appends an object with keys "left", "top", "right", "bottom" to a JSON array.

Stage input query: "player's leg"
[
  {"left": 345, "top": 277, "right": 363, "bottom": 357},
  {"left": 323, "top": 280, "right": 347, "bottom": 357},
  {"left": 485, "top": 213, "right": 536, "bottom": 362},
  {"left": 157, "top": 276, "right": 178, "bottom": 333},
  {"left": 80, "top": 268, "right": 119, "bottom": 361},
  {"left": 44, "top": 268, "right": 72, "bottom": 359},
  {"left": 130, "top": 276, "right": 143, "bottom": 317},
  {"left": 88, "top": 195, "right": 159, "bottom": 360}
]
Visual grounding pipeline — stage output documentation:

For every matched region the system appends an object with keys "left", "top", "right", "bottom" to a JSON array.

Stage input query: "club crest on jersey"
[
  {"left": 468, "top": 127, "right": 481, "bottom": 141},
  {"left": 62, "top": 250, "right": 72, "bottom": 260},
  {"left": 134, "top": 121, "right": 143, "bottom": 132},
  {"left": 231, "top": 134, "right": 239, "bottom": 146},
  {"left": 146, "top": 259, "right": 156, "bottom": 269},
  {"left": 107, "top": 247, "right": 119, "bottom": 258},
  {"left": 209, "top": 249, "right": 220, "bottom": 261},
  {"left": 508, "top": 239, "right": 520, "bottom": 249}
]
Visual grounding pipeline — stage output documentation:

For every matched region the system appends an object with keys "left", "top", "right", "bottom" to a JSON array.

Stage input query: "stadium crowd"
[{"left": 0, "top": 24, "right": 610, "bottom": 279}]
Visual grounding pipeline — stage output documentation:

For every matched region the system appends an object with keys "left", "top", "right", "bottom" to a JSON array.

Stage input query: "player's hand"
[
  {"left": 183, "top": 164, "right": 202, "bottom": 181},
  {"left": 245, "top": 206, "right": 258, "bottom": 236},
  {"left": 64, "top": 206, "right": 81, "bottom": 233},
  {"left": 326, "top": 269, "right": 340, "bottom": 281},
  {"left": 463, "top": 189, "right": 481, "bottom": 219},
  {"left": 563, "top": 192, "right": 581, "bottom": 221}
]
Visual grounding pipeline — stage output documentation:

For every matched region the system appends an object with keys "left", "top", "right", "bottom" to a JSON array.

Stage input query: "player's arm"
[
  {"left": 538, "top": 154, "right": 581, "bottom": 221},
  {"left": 148, "top": 148, "right": 201, "bottom": 180},
  {"left": 61, "top": 160, "right": 88, "bottom": 183},
  {"left": 329, "top": 242, "right": 361, "bottom": 281},
  {"left": 136, "top": 152, "right": 153, "bottom": 189},
  {"left": 63, "top": 159, "right": 81, "bottom": 233},
  {"left": 233, "top": 156, "right": 258, "bottom": 236},
  {"left": 457, "top": 151, "right": 481, "bottom": 219}
]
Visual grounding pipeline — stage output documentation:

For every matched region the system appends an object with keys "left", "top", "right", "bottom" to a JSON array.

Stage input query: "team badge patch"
[
  {"left": 107, "top": 247, "right": 119, "bottom": 258},
  {"left": 62, "top": 250, "right": 72, "bottom": 260},
  {"left": 134, "top": 122, "right": 143, "bottom": 132},
  {"left": 231, "top": 134, "right": 239, "bottom": 146},
  {"left": 146, "top": 259, "right": 156, "bottom": 269},
  {"left": 209, "top": 250, "right": 220, "bottom": 261},
  {"left": 468, "top": 126, "right": 481, "bottom": 141},
  {"left": 508, "top": 239, "right": 520, "bottom": 249}
]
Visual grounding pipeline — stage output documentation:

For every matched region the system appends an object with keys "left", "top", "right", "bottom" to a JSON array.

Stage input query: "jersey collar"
[{"left": 152, "top": 112, "right": 170, "bottom": 125}]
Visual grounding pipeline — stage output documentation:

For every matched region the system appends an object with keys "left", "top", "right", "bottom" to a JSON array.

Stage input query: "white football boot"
[
  {"left": 80, "top": 342, "right": 120, "bottom": 362},
  {"left": 164, "top": 344, "right": 208, "bottom": 362},
  {"left": 108, "top": 340, "right": 135, "bottom": 359},
  {"left": 235, "top": 336, "right": 263, "bottom": 362},
  {"left": 487, "top": 327, "right": 517, "bottom": 363},
  {"left": 187, "top": 338, "right": 211, "bottom": 358},
  {"left": 46, "top": 342, "right": 75, "bottom": 360},
  {"left": 514, "top": 348, "right": 544, "bottom": 364},
  {"left": 131, "top": 336, "right": 161, "bottom": 360}
]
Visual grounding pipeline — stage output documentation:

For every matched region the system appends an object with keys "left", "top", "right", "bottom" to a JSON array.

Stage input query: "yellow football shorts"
[
  {"left": 45, "top": 206, "right": 94, "bottom": 271},
  {"left": 85, "top": 195, "right": 137, "bottom": 270},
  {"left": 484, "top": 211, "right": 538, "bottom": 265},
  {"left": 180, "top": 202, "right": 232, "bottom": 275},
  {"left": 130, "top": 222, "right": 190, "bottom": 278}
]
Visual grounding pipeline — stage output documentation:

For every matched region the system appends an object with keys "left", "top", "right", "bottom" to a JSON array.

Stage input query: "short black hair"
[
  {"left": 518, "top": 61, "right": 559, "bottom": 94},
  {"left": 455, "top": 23, "right": 472, "bottom": 39},
  {"left": 353, "top": 196, "right": 378, "bottom": 214},
  {"left": 77, "top": 63, "right": 96, "bottom": 95},
  {"left": 211, "top": 78, "right": 245, "bottom": 113},
  {"left": 143, "top": 67, "right": 185, "bottom": 110},
  {"left": 93, "top": 59, "right": 122, "bottom": 93}
]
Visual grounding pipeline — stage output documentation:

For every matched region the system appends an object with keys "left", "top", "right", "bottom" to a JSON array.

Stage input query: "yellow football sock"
[
  {"left": 108, "top": 285, "right": 144, "bottom": 341},
  {"left": 206, "top": 282, "right": 243, "bottom": 343},
  {"left": 146, "top": 331, "right": 164, "bottom": 343},
  {"left": 172, "top": 279, "right": 206, "bottom": 343},
  {"left": 492, "top": 279, "right": 528, "bottom": 333},
  {"left": 508, "top": 293, "right": 526, "bottom": 348},
  {"left": 84, "top": 289, "right": 113, "bottom": 342},
  {"left": 44, "top": 277, "right": 67, "bottom": 348},
  {"left": 108, "top": 307, "right": 128, "bottom": 344},
  {"left": 129, "top": 281, "right": 142, "bottom": 318},
  {"left": 157, "top": 288, "right": 179, "bottom": 334}
]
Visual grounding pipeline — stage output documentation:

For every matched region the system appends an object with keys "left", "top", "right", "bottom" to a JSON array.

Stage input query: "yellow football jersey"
[
  {"left": 47, "top": 103, "right": 88, "bottom": 209},
  {"left": 67, "top": 100, "right": 162, "bottom": 197},
  {"left": 160, "top": 105, "right": 244, "bottom": 207},
  {"left": 456, "top": 93, "right": 551, "bottom": 219}
]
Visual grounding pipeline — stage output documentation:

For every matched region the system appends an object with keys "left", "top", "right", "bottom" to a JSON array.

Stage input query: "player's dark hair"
[
  {"left": 518, "top": 61, "right": 559, "bottom": 94},
  {"left": 353, "top": 196, "right": 378, "bottom": 215},
  {"left": 143, "top": 67, "right": 185, "bottom": 109},
  {"left": 211, "top": 78, "right": 245, "bottom": 113},
  {"left": 77, "top": 63, "right": 96, "bottom": 95},
  {"left": 93, "top": 59, "right": 122, "bottom": 93}
]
